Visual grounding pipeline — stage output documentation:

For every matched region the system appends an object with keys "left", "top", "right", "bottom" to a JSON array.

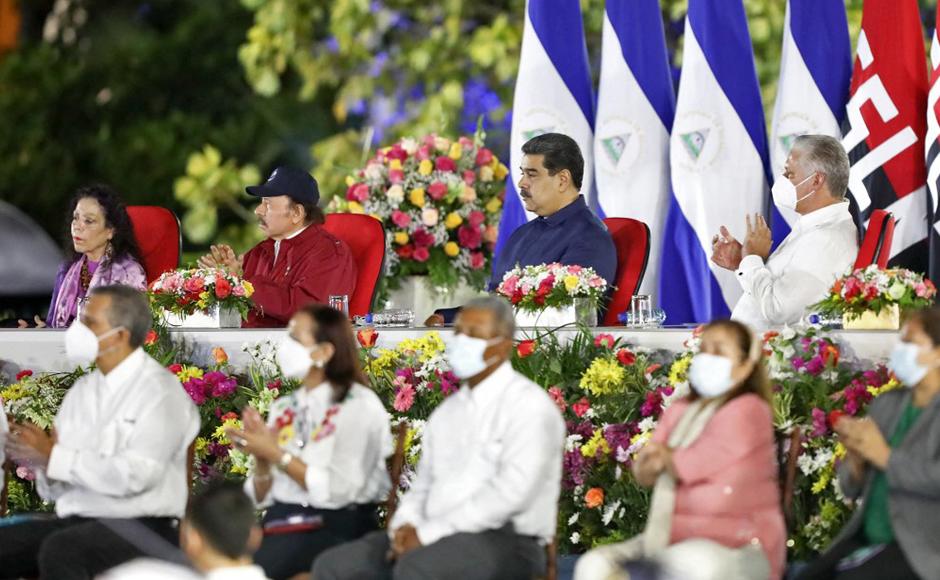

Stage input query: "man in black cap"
[{"left": 198, "top": 167, "right": 357, "bottom": 327}]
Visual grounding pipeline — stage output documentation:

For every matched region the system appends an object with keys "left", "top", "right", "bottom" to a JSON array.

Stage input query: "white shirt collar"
[
  {"left": 273, "top": 224, "right": 311, "bottom": 261},
  {"left": 100, "top": 348, "right": 147, "bottom": 391},
  {"left": 794, "top": 201, "right": 851, "bottom": 231},
  {"left": 205, "top": 565, "right": 270, "bottom": 580},
  {"left": 458, "top": 361, "right": 514, "bottom": 409}
]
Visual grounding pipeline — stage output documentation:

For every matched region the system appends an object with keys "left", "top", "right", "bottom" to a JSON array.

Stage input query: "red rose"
[
  {"left": 469, "top": 252, "right": 485, "bottom": 270},
  {"left": 616, "top": 348, "right": 636, "bottom": 366},
  {"left": 220, "top": 411, "right": 238, "bottom": 423},
  {"left": 168, "top": 363, "right": 183, "bottom": 374},
  {"left": 475, "top": 148, "right": 494, "bottom": 167},
  {"left": 594, "top": 334, "right": 615, "bottom": 349},
  {"left": 215, "top": 278, "right": 232, "bottom": 299},
  {"left": 183, "top": 277, "right": 205, "bottom": 294},
  {"left": 411, "top": 228, "right": 435, "bottom": 248},
  {"left": 386, "top": 146, "right": 409, "bottom": 162},
  {"left": 468, "top": 210, "right": 486, "bottom": 227},
  {"left": 435, "top": 156, "right": 457, "bottom": 172},
  {"left": 511, "top": 290, "right": 523, "bottom": 304},
  {"left": 413, "top": 247, "right": 430, "bottom": 262},
  {"left": 458, "top": 225, "right": 482, "bottom": 249},
  {"left": 572, "top": 397, "right": 591, "bottom": 418},
  {"left": 516, "top": 339, "right": 537, "bottom": 358},
  {"left": 828, "top": 410, "right": 845, "bottom": 429},
  {"left": 428, "top": 182, "right": 448, "bottom": 200},
  {"left": 396, "top": 244, "right": 414, "bottom": 259},
  {"left": 357, "top": 328, "right": 379, "bottom": 348},
  {"left": 15, "top": 369, "right": 33, "bottom": 381},
  {"left": 144, "top": 330, "right": 158, "bottom": 346}
]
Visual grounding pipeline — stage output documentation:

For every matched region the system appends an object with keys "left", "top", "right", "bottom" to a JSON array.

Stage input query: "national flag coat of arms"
[{"left": 843, "top": 0, "right": 929, "bottom": 272}]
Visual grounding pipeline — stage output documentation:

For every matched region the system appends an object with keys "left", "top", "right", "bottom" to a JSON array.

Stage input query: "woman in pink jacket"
[{"left": 575, "top": 319, "right": 786, "bottom": 580}]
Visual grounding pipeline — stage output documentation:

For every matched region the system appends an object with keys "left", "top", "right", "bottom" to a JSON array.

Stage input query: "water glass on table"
[{"left": 329, "top": 295, "right": 349, "bottom": 316}]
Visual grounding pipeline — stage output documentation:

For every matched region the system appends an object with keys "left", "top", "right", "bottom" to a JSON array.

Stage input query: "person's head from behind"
[
  {"left": 687, "top": 319, "right": 770, "bottom": 403},
  {"left": 277, "top": 303, "right": 367, "bottom": 402},
  {"left": 181, "top": 482, "right": 260, "bottom": 572},
  {"left": 889, "top": 306, "right": 940, "bottom": 387},
  {"left": 778, "top": 134, "right": 849, "bottom": 215},
  {"left": 249, "top": 167, "right": 324, "bottom": 240},
  {"left": 518, "top": 133, "right": 584, "bottom": 217},
  {"left": 66, "top": 184, "right": 140, "bottom": 263},
  {"left": 448, "top": 297, "right": 515, "bottom": 383},
  {"left": 67, "top": 285, "right": 151, "bottom": 368}
]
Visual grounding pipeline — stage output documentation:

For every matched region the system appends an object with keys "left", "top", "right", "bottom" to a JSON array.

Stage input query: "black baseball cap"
[{"left": 246, "top": 167, "right": 320, "bottom": 204}]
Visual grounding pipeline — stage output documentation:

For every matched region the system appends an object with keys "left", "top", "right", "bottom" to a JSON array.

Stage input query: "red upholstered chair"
[
  {"left": 323, "top": 214, "right": 386, "bottom": 318},
  {"left": 853, "top": 209, "right": 895, "bottom": 270},
  {"left": 126, "top": 206, "right": 181, "bottom": 284},
  {"left": 602, "top": 218, "right": 651, "bottom": 326}
]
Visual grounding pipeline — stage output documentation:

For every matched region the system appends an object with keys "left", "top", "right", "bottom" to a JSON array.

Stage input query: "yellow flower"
[
  {"left": 448, "top": 142, "right": 462, "bottom": 160},
  {"left": 194, "top": 437, "right": 208, "bottom": 454},
  {"left": 581, "top": 429, "right": 611, "bottom": 459},
  {"left": 444, "top": 212, "right": 463, "bottom": 229},
  {"left": 242, "top": 280, "right": 254, "bottom": 297},
  {"left": 580, "top": 357, "right": 626, "bottom": 396},
  {"left": 345, "top": 176, "right": 356, "bottom": 187},
  {"left": 409, "top": 188, "right": 426, "bottom": 208},
  {"left": 868, "top": 378, "right": 902, "bottom": 397},
  {"left": 394, "top": 231, "right": 410, "bottom": 245},
  {"left": 418, "top": 159, "right": 434, "bottom": 176},
  {"left": 564, "top": 275, "right": 580, "bottom": 292},
  {"left": 479, "top": 166, "right": 494, "bottom": 182},
  {"left": 0, "top": 383, "right": 27, "bottom": 401},
  {"left": 444, "top": 242, "right": 460, "bottom": 257},
  {"left": 668, "top": 355, "right": 692, "bottom": 386},
  {"left": 277, "top": 424, "right": 295, "bottom": 447},
  {"left": 485, "top": 197, "right": 502, "bottom": 214},
  {"left": 212, "top": 417, "right": 242, "bottom": 445},
  {"left": 494, "top": 163, "right": 509, "bottom": 180},
  {"left": 177, "top": 365, "right": 204, "bottom": 382},
  {"left": 348, "top": 201, "right": 365, "bottom": 214},
  {"left": 389, "top": 159, "right": 403, "bottom": 171}
]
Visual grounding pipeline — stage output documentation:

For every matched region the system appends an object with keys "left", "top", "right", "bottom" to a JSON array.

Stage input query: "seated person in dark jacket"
[{"left": 427, "top": 133, "right": 617, "bottom": 325}]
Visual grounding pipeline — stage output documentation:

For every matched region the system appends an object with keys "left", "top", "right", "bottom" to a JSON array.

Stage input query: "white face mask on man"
[
  {"left": 64, "top": 319, "right": 124, "bottom": 366},
  {"left": 445, "top": 334, "right": 502, "bottom": 379},
  {"left": 771, "top": 172, "right": 817, "bottom": 210}
]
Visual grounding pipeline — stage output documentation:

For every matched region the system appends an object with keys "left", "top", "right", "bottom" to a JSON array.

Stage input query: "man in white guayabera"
[{"left": 711, "top": 134, "right": 858, "bottom": 328}]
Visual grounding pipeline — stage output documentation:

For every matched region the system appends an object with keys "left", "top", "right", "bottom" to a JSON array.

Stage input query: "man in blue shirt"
[{"left": 428, "top": 133, "right": 617, "bottom": 324}]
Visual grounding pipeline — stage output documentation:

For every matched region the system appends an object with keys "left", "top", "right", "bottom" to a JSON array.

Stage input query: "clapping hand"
[
  {"left": 6, "top": 422, "right": 56, "bottom": 469},
  {"left": 390, "top": 525, "right": 422, "bottom": 559},
  {"left": 197, "top": 244, "right": 243, "bottom": 275},
  {"left": 227, "top": 409, "right": 281, "bottom": 464},
  {"left": 742, "top": 214, "right": 772, "bottom": 261},
  {"left": 633, "top": 442, "right": 673, "bottom": 487},
  {"left": 17, "top": 316, "right": 47, "bottom": 329},
  {"left": 835, "top": 417, "right": 891, "bottom": 469},
  {"left": 711, "top": 226, "right": 744, "bottom": 271}
]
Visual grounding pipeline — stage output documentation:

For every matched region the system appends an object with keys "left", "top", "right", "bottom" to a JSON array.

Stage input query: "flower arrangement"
[
  {"left": 149, "top": 267, "right": 255, "bottom": 319},
  {"left": 330, "top": 132, "right": 508, "bottom": 296},
  {"left": 812, "top": 266, "right": 936, "bottom": 321},
  {"left": 496, "top": 263, "right": 608, "bottom": 312}
]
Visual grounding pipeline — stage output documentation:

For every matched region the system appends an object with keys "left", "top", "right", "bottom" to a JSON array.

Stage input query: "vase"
[
  {"left": 514, "top": 298, "right": 597, "bottom": 328},
  {"left": 842, "top": 304, "right": 900, "bottom": 330},
  {"left": 384, "top": 276, "right": 487, "bottom": 325},
  {"left": 161, "top": 304, "right": 242, "bottom": 329}
]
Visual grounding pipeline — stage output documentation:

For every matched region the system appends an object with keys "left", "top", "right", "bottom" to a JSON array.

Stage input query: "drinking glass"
[
  {"left": 629, "top": 295, "right": 653, "bottom": 328},
  {"left": 328, "top": 295, "right": 349, "bottom": 316}
]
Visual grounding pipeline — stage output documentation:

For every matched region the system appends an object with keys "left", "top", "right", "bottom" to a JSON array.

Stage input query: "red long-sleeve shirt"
[{"left": 242, "top": 224, "right": 357, "bottom": 328}]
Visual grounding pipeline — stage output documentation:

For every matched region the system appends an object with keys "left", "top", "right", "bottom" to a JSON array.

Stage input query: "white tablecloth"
[{"left": 0, "top": 327, "right": 900, "bottom": 378}]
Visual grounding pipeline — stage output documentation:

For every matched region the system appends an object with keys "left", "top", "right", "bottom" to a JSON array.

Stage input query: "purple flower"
[
  {"left": 183, "top": 378, "right": 207, "bottom": 405},
  {"left": 805, "top": 356, "right": 825, "bottom": 376},
  {"left": 791, "top": 356, "right": 806, "bottom": 371},
  {"left": 811, "top": 408, "right": 828, "bottom": 437},
  {"left": 568, "top": 420, "right": 596, "bottom": 440},
  {"left": 562, "top": 450, "right": 591, "bottom": 489},
  {"left": 210, "top": 376, "right": 238, "bottom": 398},
  {"left": 640, "top": 391, "right": 663, "bottom": 417},
  {"left": 207, "top": 442, "right": 229, "bottom": 458},
  {"left": 604, "top": 423, "right": 633, "bottom": 456}
]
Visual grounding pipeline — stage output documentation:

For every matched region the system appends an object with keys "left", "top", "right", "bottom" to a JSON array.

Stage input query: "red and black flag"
[
  {"left": 927, "top": 2, "right": 940, "bottom": 284},
  {"left": 842, "top": 0, "right": 929, "bottom": 273}
]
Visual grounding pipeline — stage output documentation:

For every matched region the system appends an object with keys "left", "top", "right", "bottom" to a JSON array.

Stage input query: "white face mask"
[
  {"left": 446, "top": 334, "right": 502, "bottom": 380},
  {"left": 64, "top": 319, "right": 123, "bottom": 366},
  {"left": 688, "top": 353, "right": 736, "bottom": 398},
  {"left": 771, "top": 172, "right": 816, "bottom": 210},
  {"left": 889, "top": 341, "right": 930, "bottom": 387},
  {"left": 276, "top": 335, "right": 320, "bottom": 380}
]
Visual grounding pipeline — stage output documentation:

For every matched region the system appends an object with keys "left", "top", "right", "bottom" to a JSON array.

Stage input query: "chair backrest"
[
  {"left": 385, "top": 421, "right": 409, "bottom": 526},
  {"left": 601, "top": 218, "right": 651, "bottom": 326},
  {"left": 323, "top": 214, "right": 386, "bottom": 317},
  {"left": 0, "top": 459, "right": 8, "bottom": 517},
  {"left": 853, "top": 209, "right": 894, "bottom": 270},
  {"left": 126, "top": 206, "right": 182, "bottom": 284}
]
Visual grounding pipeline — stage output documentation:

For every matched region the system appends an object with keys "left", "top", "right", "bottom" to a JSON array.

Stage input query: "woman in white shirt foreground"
[{"left": 227, "top": 304, "right": 393, "bottom": 580}]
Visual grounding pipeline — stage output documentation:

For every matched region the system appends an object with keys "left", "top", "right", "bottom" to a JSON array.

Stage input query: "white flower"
[
  {"left": 400, "top": 137, "right": 419, "bottom": 155},
  {"left": 602, "top": 500, "right": 622, "bottom": 526},
  {"left": 568, "top": 513, "right": 580, "bottom": 525},
  {"left": 364, "top": 162, "right": 384, "bottom": 180},
  {"left": 570, "top": 532, "right": 581, "bottom": 545},
  {"left": 565, "top": 434, "right": 584, "bottom": 452},
  {"left": 781, "top": 326, "right": 797, "bottom": 340},
  {"left": 387, "top": 184, "right": 405, "bottom": 205},
  {"left": 638, "top": 417, "right": 657, "bottom": 434}
]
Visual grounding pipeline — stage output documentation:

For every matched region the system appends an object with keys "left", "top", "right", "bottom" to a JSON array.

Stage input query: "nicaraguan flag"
[
  {"left": 770, "top": 0, "right": 852, "bottom": 234},
  {"left": 594, "top": 0, "right": 675, "bottom": 298},
  {"left": 494, "top": 0, "right": 595, "bottom": 257},
  {"left": 659, "top": 0, "right": 771, "bottom": 324}
]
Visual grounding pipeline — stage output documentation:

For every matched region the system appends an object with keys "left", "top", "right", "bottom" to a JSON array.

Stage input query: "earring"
[
  {"left": 105, "top": 241, "right": 114, "bottom": 261},
  {"left": 312, "top": 359, "right": 325, "bottom": 369}
]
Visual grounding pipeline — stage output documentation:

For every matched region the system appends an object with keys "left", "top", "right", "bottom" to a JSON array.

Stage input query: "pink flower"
[
  {"left": 548, "top": 386, "right": 566, "bottom": 413},
  {"left": 393, "top": 383, "right": 415, "bottom": 412},
  {"left": 475, "top": 148, "right": 494, "bottom": 167},
  {"left": 458, "top": 225, "right": 482, "bottom": 249},
  {"left": 469, "top": 252, "right": 485, "bottom": 270},
  {"left": 462, "top": 170, "right": 476, "bottom": 186},
  {"left": 428, "top": 182, "right": 448, "bottom": 200},
  {"left": 386, "top": 145, "right": 409, "bottom": 162},
  {"left": 915, "top": 282, "right": 930, "bottom": 298},
  {"left": 435, "top": 156, "right": 457, "bottom": 173},
  {"left": 232, "top": 284, "right": 246, "bottom": 297},
  {"left": 389, "top": 169, "right": 405, "bottom": 184},
  {"left": 411, "top": 229, "right": 435, "bottom": 248},
  {"left": 16, "top": 466, "right": 35, "bottom": 481},
  {"left": 392, "top": 210, "right": 411, "bottom": 228},
  {"left": 500, "top": 275, "right": 520, "bottom": 295},
  {"left": 416, "top": 145, "right": 432, "bottom": 161},
  {"left": 413, "top": 247, "right": 430, "bottom": 262},
  {"left": 183, "top": 277, "right": 205, "bottom": 294},
  {"left": 458, "top": 136, "right": 474, "bottom": 148},
  {"left": 346, "top": 182, "right": 370, "bottom": 202},
  {"left": 811, "top": 408, "right": 828, "bottom": 437},
  {"left": 468, "top": 210, "right": 486, "bottom": 227},
  {"left": 572, "top": 397, "right": 591, "bottom": 418},
  {"left": 594, "top": 334, "right": 616, "bottom": 349},
  {"left": 162, "top": 274, "right": 182, "bottom": 292}
]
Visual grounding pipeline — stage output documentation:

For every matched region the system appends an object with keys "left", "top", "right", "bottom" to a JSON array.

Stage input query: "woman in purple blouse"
[{"left": 21, "top": 185, "right": 146, "bottom": 328}]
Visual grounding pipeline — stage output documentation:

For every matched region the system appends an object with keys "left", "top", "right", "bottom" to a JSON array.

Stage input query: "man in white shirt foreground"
[
  {"left": 711, "top": 134, "right": 859, "bottom": 328},
  {"left": 313, "top": 296, "right": 566, "bottom": 580},
  {"left": 0, "top": 285, "right": 200, "bottom": 579}
]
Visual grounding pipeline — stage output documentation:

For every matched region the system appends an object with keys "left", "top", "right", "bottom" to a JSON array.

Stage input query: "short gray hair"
[
  {"left": 462, "top": 296, "right": 516, "bottom": 338},
  {"left": 89, "top": 285, "right": 152, "bottom": 348},
  {"left": 791, "top": 135, "right": 850, "bottom": 199}
]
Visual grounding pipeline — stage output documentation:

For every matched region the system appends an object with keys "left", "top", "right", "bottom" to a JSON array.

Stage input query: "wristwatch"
[{"left": 278, "top": 451, "right": 293, "bottom": 470}]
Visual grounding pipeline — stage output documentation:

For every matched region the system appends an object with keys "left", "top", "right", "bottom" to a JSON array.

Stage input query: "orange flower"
[
  {"left": 584, "top": 487, "right": 605, "bottom": 509},
  {"left": 516, "top": 339, "right": 537, "bottom": 358},
  {"left": 212, "top": 347, "right": 229, "bottom": 365},
  {"left": 762, "top": 330, "right": 780, "bottom": 343},
  {"left": 144, "top": 329, "right": 158, "bottom": 346},
  {"left": 357, "top": 328, "right": 378, "bottom": 348}
]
